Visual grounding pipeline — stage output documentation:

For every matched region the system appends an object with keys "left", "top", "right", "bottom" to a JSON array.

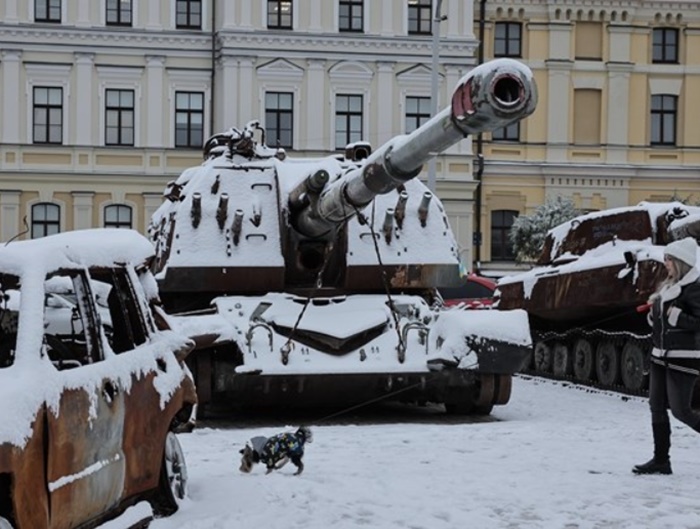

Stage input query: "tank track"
[{"left": 525, "top": 327, "right": 652, "bottom": 398}]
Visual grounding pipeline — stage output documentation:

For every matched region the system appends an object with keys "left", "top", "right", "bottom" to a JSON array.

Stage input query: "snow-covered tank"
[
  {"left": 148, "top": 58, "right": 537, "bottom": 415},
  {"left": 497, "top": 201, "right": 700, "bottom": 393}
]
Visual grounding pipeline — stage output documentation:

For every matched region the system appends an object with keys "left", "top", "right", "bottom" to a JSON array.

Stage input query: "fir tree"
[{"left": 509, "top": 196, "right": 580, "bottom": 263}]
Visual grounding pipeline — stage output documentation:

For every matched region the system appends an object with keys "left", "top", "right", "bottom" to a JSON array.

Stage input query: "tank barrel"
[{"left": 292, "top": 58, "right": 537, "bottom": 238}]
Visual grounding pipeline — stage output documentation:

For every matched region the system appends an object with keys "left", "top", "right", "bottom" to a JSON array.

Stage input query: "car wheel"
[{"left": 152, "top": 431, "right": 188, "bottom": 516}]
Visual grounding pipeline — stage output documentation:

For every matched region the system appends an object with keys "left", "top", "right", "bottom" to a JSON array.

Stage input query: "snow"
[
  {"left": 0, "top": 229, "right": 191, "bottom": 447},
  {"left": 148, "top": 375, "right": 700, "bottom": 529}
]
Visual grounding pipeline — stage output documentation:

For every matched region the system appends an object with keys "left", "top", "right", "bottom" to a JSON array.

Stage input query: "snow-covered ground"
[{"left": 149, "top": 376, "right": 700, "bottom": 529}]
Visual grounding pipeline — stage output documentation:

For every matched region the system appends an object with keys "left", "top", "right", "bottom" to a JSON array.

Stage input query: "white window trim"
[
  {"left": 167, "top": 70, "right": 211, "bottom": 148},
  {"left": 261, "top": 0, "right": 297, "bottom": 30},
  {"left": 27, "top": 198, "right": 66, "bottom": 238},
  {"left": 259, "top": 85, "right": 300, "bottom": 150},
  {"left": 101, "top": 200, "right": 138, "bottom": 230},
  {"left": 333, "top": 0, "right": 369, "bottom": 33},
  {"left": 171, "top": 0, "right": 208, "bottom": 30},
  {"left": 100, "top": 0, "right": 139, "bottom": 27},
  {"left": 401, "top": 92, "right": 430, "bottom": 135},
  {"left": 29, "top": 0, "right": 67, "bottom": 23},
  {"left": 25, "top": 64, "right": 72, "bottom": 145},
  {"left": 96, "top": 67, "right": 144, "bottom": 147},
  {"left": 649, "top": 78, "right": 682, "bottom": 96}
]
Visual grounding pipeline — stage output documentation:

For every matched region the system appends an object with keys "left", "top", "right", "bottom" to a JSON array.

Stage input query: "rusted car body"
[
  {"left": 0, "top": 229, "right": 197, "bottom": 529},
  {"left": 497, "top": 202, "right": 700, "bottom": 394}
]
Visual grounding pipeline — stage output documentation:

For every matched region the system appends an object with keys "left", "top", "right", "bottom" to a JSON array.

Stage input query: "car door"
[
  {"left": 89, "top": 266, "right": 172, "bottom": 498},
  {"left": 44, "top": 270, "right": 126, "bottom": 529}
]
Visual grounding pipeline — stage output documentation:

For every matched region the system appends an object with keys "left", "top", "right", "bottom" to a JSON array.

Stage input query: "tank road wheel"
[
  {"left": 572, "top": 339, "right": 595, "bottom": 382},
  {"left": 552, "top": 342, "right": 572, "bottom": 377},
  {"left": 493, "top": 374, "right": 512, "bottom": 405},
  {"left": 473, "top": 374, "right": 495, "bottom": 416},
  {"left": 620, "top": 341, "right": 648, "bottom": 392},
  {"left": 533, "top": 341, "right": 553, "bottom": 373},
  {"left": 595, "top": 341, "right": 620, "bottom": 387}
]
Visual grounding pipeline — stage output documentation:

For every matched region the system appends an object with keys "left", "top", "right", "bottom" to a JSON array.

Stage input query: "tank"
[
  {"left": 497, "top": 201, "right": 700, "bottom": 394},
  {"left": 148, "top": 58, "right": 538, "bottom": 415}
]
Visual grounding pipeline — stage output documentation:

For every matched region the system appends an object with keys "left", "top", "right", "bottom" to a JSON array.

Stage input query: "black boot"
[{"left": 633, "top": 422, "right": 672, "bottom": 475}]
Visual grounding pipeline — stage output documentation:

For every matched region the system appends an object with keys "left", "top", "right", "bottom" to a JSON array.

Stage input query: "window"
[
  {"left": 494, "top": 22, "right": 521, "bottom": 58},
  {"left": 575, "top": 22, "right": 602, "bottom": 60},
  {"left": 105, "top": 89, "right": 134, "bottom": 146},
  {"left": 265, "top": 92, "right": 293, "bottom": 149},
  {"left": 408, "top": 0, "right": 432, "bottom": 35},
  {"left": 104, "top": 205, "right": 133, "bottom": 229},
  {"left": 106, "top": 0, "right": 132, "bottom": 26},
  {"left": 492, "top": 122, "right": 520, "bottom": 142},
  {"left": 405, "top": 96, "right": 430, "bottom": 134},
  {"left": 33, "top": 87, "right": 63, "bottom": 144},
  {"left": 175, "top": 91, "right": 204, "bottom": 148},
  {"left": 650, "top": 94, "right": 677, "bottom": 146},
  {"left": 35, "top": 0, "right": 61, "bottom": 22},
  {"left": 573, "top": 89, "right": 601, "bottom": 145},
  {"left": 335, "top": 94, "right": 363, "bottom": 149},
  {"left": 339, "top": 0, "right": 363, "bottom": 32},
  {"left": 90, "top": 268, "right": 148, "bottom": 353},
  {"left": 491, "top": 210, "right": 518, "bottom": 261},
  {"left": 176, "top": 0, "right": 201, "bottom": 29},
  {"left": 268, "top": 0, "right": 292, "bottom": 29},
  {"left": 44, "top": 271, "right": 104, "bottom": 370},
  {"left": 653, "top": 28, "right": 679, "bottom": 64},
  {"left": 32, "top": 203, "right": 60, "bottom": 239}
]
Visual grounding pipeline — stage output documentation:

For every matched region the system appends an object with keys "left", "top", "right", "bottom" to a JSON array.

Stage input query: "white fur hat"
[{"left": 665, "top": 237, "right": 698, "bottom": 267}]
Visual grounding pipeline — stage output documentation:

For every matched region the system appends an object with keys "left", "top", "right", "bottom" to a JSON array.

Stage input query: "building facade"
[
  {"left": 0, "top": 0, "right": 482, "bottom": 268},
  {"left": 476, "top": 0, "right": 700, "bottom": 275}
]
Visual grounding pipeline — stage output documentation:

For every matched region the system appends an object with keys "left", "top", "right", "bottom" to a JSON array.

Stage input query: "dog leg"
[{"left": 292, "top": 457, "right": 304, "bottom": 476}]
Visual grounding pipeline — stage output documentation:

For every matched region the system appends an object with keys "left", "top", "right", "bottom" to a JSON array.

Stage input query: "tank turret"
[{"left": 149, "top": 58, "right": 537, "bottom": 414}]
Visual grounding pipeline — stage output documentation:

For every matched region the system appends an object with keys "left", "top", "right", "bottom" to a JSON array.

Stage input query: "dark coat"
[{"left": 649, "top": 268, "right": 700, "bottom": 372}]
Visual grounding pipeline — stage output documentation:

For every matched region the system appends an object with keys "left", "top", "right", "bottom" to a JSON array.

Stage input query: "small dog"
[{"left": 239, "top": 426, "right": 312, "bottom": 475}]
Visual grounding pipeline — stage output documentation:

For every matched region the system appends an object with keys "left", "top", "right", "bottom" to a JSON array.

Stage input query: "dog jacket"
[{"left": 259, "top": 432, "right": 306, "bottom": 468}]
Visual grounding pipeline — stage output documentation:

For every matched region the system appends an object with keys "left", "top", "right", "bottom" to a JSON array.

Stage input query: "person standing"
[{"left": 633, "top": 237, "right": 700, "bottom": 475}]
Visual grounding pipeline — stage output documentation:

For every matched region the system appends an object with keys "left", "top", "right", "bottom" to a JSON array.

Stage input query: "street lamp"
[{"left": 427, "top": 0, "right": 446, "bottom": 193}]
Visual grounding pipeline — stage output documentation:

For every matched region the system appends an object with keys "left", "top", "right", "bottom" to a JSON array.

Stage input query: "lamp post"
[{"left": 427, "top": 0, "right": 445, "bottom": 193}]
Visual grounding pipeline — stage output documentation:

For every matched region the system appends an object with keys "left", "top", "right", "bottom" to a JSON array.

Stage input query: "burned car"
[{"left": 0, "top": 229, "right": 197, "bottom": 529}]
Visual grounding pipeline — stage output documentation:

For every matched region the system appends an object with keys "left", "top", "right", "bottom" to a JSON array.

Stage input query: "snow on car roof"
[{"left": 0, "top": 228, "right": 154, "bottom": 276}]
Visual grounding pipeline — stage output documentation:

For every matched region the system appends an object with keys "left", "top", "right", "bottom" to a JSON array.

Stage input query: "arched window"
[
  {"left": 491, "top": 210, "right": 518, "bottom": 261},
  {"left": 32, "top": 203, "right": 60, "bottom": 238},
  {"left": 104, "top": 205, "right": 133, "bottom": 229}
]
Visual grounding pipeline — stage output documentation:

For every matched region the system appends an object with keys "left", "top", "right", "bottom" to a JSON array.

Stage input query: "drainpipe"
[
  {"left": 474, "top": 0, "right": 486, "bottom": 268},
  {"left": 210, "top": 0, "right": 217, "bottom": 135}
]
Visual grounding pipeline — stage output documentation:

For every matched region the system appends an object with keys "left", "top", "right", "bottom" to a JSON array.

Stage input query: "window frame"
[
  {"left": 492, "top": 122, "right": 520, "bottom": 142},
  {"left": 335, "top": 94, "right": 364, "bottom": 150},
  {"left": 34, "top": 0, "right": 61, "bottom": 23},
  {"left": 339, "top": 0, "right": 364, "bottom": 33},
  {"left": 106, "top": 0, "right": 132, "bottom": 26},
  {"left": 405, "top": 95, "right": 430, "bottom": 134},
  {"left": 652, "top": 28, "right": 679, "bottom": 64},
  {"left": 32, "top": 203, "right": 61, "bottom": 239},
  {"left": 650, "top": 94, "right": 677, "bottom": 146},
  {"left": 267, "top": 0, "right": 293, "bottom": 30},
  {"left": 174, "top": 91, "right": 205, "bottom": 148},
  {"left": 494, "top": 21, "right": 522, "bottom": 58},
  {"left": 104, "top": 204, "right": 133, "bottom": 229},
  {"left": 175, "top": 0, "right": 202, "bottom": 29},
  {"left": 408, "top": 0, "right": 432, "bottom": 35},
  {"left": 490, "top": 209, "right": 518, "bottom": 262},
  {"left": 105, "top": 89, "right": 135, "bottom": 147},
  {"left": 33, "top": 86, "right": 63, "bottom": 145},
  {"left": 265, "top": 91, "right": 294, "bottom": 149}
]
